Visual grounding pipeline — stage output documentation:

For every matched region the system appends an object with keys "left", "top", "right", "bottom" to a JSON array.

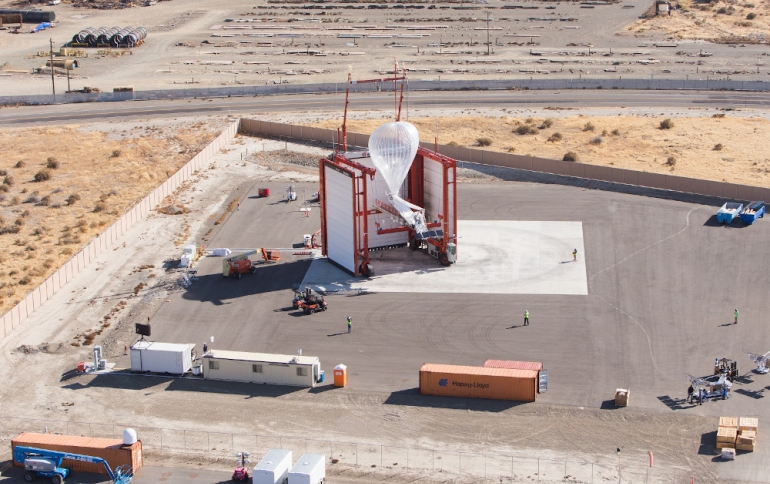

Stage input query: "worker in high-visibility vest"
[
  {"left": 734, "top": 309, "right": 739, "bottom": 324},
  {"left": 524, "top": 310, "right": 529, "bottom": 326},
  {"left": 347, "top": 316, "right": 352, "bottom": 333}
]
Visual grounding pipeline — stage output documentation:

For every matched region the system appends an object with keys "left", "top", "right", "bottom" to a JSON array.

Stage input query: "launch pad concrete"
[{"left": 302, "top": 220, "right": 587, "bottom": 295}]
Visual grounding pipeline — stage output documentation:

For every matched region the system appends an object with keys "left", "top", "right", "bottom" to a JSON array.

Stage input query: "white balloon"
[{"left": 368, "top": 122, "right": 420, "bottom": 194}]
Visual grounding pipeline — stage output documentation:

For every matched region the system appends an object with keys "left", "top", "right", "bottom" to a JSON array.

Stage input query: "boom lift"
[
  {"left": 222, "top": 249, "right": 281, "bottom": 278},
  {"left": 13, "top": 445, "right": 133, "bottom": 484}
]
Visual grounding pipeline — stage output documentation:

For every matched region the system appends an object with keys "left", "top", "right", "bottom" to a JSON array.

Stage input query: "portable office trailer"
[
  {"left": 288, "top": 453, "right": 325, "bottom": 484},
  {"left": 419, "top": 364, "right": 538, "bottom": 402},
  {"left": 253, "top": 449, "right": 292, "bottom": 484},
  {"left": 12, "top": 432, "right": 142, "bottom": 475},
  {"left": 203, "top": 350, "right": 323, "bottom": 387},
  {"left": 130, "top": 341, "right": 194, "bottom": 375}
]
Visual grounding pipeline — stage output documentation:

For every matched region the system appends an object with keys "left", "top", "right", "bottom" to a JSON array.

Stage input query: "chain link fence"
[
  {"left": 1, "top": 77, "right": 768, "bottom": 106},
  {"left": 0, "top": 416, "right": 669, "bottom": 483}
]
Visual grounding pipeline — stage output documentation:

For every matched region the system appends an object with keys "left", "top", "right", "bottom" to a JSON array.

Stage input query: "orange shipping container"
[
  {"left": 12, "top": 432, "right": 142, "bottom": 475},
  {"left": 420, "top": 364, "right": 538, "bottom": 402},
  {"left": 483, "top": 359, "right": 544, "bottom": 372}
]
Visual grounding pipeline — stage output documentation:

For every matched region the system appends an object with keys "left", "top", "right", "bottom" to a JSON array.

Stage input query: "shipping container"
[
  {"left": 483, "top": 359, "right": 544, "bottom": 371},
  {"left": 130, "top": 341, "right": 194, "bottom": 375},
  {"left": 288, "top": 453, "right": 325, "bottom": 484},
  {"left": 11, "top": 432, "right": 142, "bottom": 475},
  {"left": 203, "top": 350, "right": 323, "bottom": 388},
  {"left": 253, "top": 449, "right": 292, "bottom": 484},
  {"left": 419, "top": 364, "right": 537, "bottom": 402}
]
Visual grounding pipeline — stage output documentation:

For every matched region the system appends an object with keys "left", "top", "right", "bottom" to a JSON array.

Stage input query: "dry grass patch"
[
  {"left": 0, "top": 123, "right": 221, "bottom": 315},
  {"left": 310, "top": 114, "right": 770, "bottom": 187}
]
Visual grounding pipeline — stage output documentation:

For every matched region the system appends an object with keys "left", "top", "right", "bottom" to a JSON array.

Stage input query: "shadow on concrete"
[
  {"left": 327, "top": 332, "right": 348, "bottom": 337},
  {"left": 59, "top": 368, "right": 82, "bottom": 383},
  {"left": 308, "top": 383, "right": 338, "bottom": 394},
  {"left": 600, "top": 399, "right": 619, "bottom": 410},
  {"left": 703, "top": 215, "right": 725, "bottom": 227},
  {"left": 735, "top": 388, "right": 765, "bottom": 399},
  {"left": 733, "top": 374, "right": 754, "bottom": 384},
  {"left": 718, "top": 322, "right": 736, "bottom": 327},
  {"left": 62, "top": 372, "right": 175, "bottom": 392},
  {"left": 383, "top": 388, "right": 525, "bottom": 412},
  {"left": 181, "top": 259, "right": 313, "bottom": 305},
  {"left": 656, "top": 395, "right": 693, "bottom": 410},
  {"left": 698, "top": 431, "right": 717, "bottom": 456}
]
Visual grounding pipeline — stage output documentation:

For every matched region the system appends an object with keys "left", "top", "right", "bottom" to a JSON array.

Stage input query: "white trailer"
[
  {"left": 253, "top": 449, "right": 292, "bottom": 484},
  {"left": 203, "top": 350, "right": 324, "bottom": 388},
  {"left": 288, "top": 454, "right": 325, "bottom": 484},
  {"left": 130, "top": 341, "right": 194, "bottom": 375}
]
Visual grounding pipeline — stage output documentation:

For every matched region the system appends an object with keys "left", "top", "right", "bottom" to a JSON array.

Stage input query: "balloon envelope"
[{"left": 368, "top": 122, "right": 419, "bottom": 194}]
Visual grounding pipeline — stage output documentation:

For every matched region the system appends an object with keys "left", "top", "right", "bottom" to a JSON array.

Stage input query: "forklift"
[
  {"left": 292, "top": 287, "right": 328, "bottom": 315},
  {"left": 714, "top": 357, "right": 739, "bottom": 381}
]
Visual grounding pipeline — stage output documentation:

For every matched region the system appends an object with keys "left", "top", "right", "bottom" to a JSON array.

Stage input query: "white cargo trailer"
[
  {"left": 288, "top": 453, "right": 325, "bottom": 484},
  {"left": 203, "top": 350, "right": 324, "bottom": 388},
  {"left": 130, "top": 341, "right": 194, "bottom": 375},
  {"left": 253, "top": 449, "right": 292, "bottom": 484}
]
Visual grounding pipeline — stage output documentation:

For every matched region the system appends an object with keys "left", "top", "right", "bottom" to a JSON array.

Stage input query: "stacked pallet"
[{"left": 737, "top": 417, "right": 758, "bottom": 452}]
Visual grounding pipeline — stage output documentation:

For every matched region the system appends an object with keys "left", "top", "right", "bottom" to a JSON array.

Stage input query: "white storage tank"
[
  {"left": 288, "top": 453, "right": 325, "bottom": 484},
  {"left": 253, "top": 449, "right": 292, "bottom": 484},
  {"left": 130, "top": 341, "right": 194, "bottom": 375}
]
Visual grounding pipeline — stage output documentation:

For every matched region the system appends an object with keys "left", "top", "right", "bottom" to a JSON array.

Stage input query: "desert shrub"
[
  {"left": 563, "top": 151, "right": 579, "bottom": 162},
  {"left": 60, "top": 247, "right": 73, "bottom": 255},
  {"left": 539, "top": 119, "right": 554, "bottom": 129},
  {"left": 447, "top": 141, "right": 459, "bottom": 146},
  {"left": 18, "top": 276, "right": 30, "bottom": 285},
  {"left": 611, "top": 129, "right": 621, "bottom": 136},
  {"left": 52, "top": 187, "right": 62, "bottom": 194},
  {"left": 10, "top": 196, "right": 20, "bottom": 205},
  {"left": 46, "top": 158, "right": 59, "bottom": 169},
  {"left": 24, "top": 193, "right": 41, "bottom": 204},
  {"left": 110, "top": 149, "right": 122, "bottom": 158},
  {"left": 14, "top": 161, "right": 25, "bottom": 168},
  {"left": 547, "top": 132, "right": 563, "bottom": 142},
  {"left": 590, "top": 136, "right": 603, "bottom": 145},
  {"left": 0, "top": 226, "right": 20, "bottom": 235},
  {"left": 515, "top": 125, "right": 538, "bottom": 135},
  {"left": 3, "top": 176, "right": 14, "bottom": 186},
  {"left": 659, "top": 119, "right": 674, "bottom": 130},
  {"left": 747, "top": 12, "right": 756, "bottom": 19},
  {"left": 713, "top": 113, "right": 726, "bottom": 118},
  {"left": 582, "top": 122, "right": 595, "bottom": 132},
  {"left": 0, "top": 170, "right": 6, "bottom": 177},
  {"left": 15, "top": 218, "right": 24, "bottom": 226},
  {"left": 66, "top": 193, "right": 81, "bottom": 205},
  {"left": 665, "top": 156, "right": 677, "bottom": 166},
  {"left": 476, "top": 137, "right": 492, "bottom": 147},
  {"left": 20, "top": 188, "right": 26, "bottom": 194},
  {"left": 713, "top": 143, "right": 724, "bottom": 151},
  {"left": 39, "top": 195, "right": 51, "bottom": 206},
  {"left": 34, "top": 170, "right": 51, "bottom": 182},
  {"left": 735, "top": 20, "right": 753, "bottom": 26},
  {"left": 93, "top": 202, "right": 107, "bottom": 213},
  {"left": 0, "top": 185, "right": 8, "bottom": 193}
]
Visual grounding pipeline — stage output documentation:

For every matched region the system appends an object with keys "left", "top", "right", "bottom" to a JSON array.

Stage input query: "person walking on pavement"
[
  {"left": 687, "top": 384, "right": 694, "bottom": 403},
  {"left": 524, "top": 310, "right": 529, "bottom": 326},
  {"left": 573, "top": 248, "right": 578, "bottom": 262},
  {"left": 347, "top": 316, "right": 352, "bottom": 333},
  {"left": 734, "top": 309, "right": 739, "bottom": 324}
]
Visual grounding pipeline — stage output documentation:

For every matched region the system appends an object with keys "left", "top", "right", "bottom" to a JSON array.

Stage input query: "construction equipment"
[
  {"left": 748, "top": 351, "right": 770, "bottom": 374},
  {"left": 222, "top": 249, "right": 281, "bottom": 279},
  {"left": 714, "top": 357, "right": 739, "bottom": 381},
  {"left": 13, "top": 446, "right": 132, "bottom": 484},
  {"left": 292, "top": 287, "right": 327, "bottom": 315},
  {"left": 232, "top": 452, "right": 250, "bottom": 482}
]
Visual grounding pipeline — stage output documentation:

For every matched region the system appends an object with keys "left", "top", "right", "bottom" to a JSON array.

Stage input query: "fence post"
[
  {"left": 511, "top": 456, "right": 514, "bottom": 478},
  {"left": 355, "top": 443, "right": 358, "bottom": 466},
  {"left": 484, "top": 454, "right": 487, "bottom": 478},
  {"left": 406, "top": 448, "right": 409, "bottom": 469},
  {"left": 564, "top": 460, "right": 567, "bottom": 478},
  {"left": 591, "top": 463, "right": 594, "bottom": 484},
  {"left": 184, "top": 430, "right": 186, "bottom": 454},
  {"left": 433, "top": 450, "right": 435, "bottom": 472},
  {"left": 537, "top": 458, "right": 540, "bottom": 482},
  {"left": 160, "top": 432, "right": 163, "bottom": 452},
  {"left": 459, "top": 453, "right": 462, "bottom": 473},
  {"left": 381, "top": 445, "right": 383, "bottom": 468},
  {"left": 207, "top": 432, "right": 209, "bottom": 453},
  {"left": 232, "top": 433, "right": 234, "bottom": 452}
]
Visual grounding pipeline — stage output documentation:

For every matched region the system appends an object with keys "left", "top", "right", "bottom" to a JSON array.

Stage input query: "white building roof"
[
  {"left": 132, "top": 341, "right": 193, "bottom": 352},
  {"left": 205, "top": 349, "right": 319, "bottom": 366}
]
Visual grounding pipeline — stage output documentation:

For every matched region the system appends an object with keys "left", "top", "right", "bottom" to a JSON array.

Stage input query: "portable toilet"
[
  {"left": 303, "top": 234, "right": 312, "bottom": 249},
  {"left": 253, "top": 449, "right": 292, "bottom": 484},
  {"left": 333, "top": 364, "right": 347, "bottom": 387}
]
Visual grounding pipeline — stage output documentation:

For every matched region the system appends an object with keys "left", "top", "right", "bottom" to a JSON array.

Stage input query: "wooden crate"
[
  {"left": 719, "top": 416, "right": 738, "bottom": 428},
  {"left": 615, "top": 388, "right": 629, "bottom": 407},
  {"left": 717, "top": 427, "right": 738, "bottom": 443},
  {"left": 737, "top": 430, "right": 756, "bottom": 445},
  {"left": 736, "top": 441, "right": 756, "bottom": 452},
  {"left": 739, "top": 417, "right": 759, "bottom": 432},
  {"left": 716, "top": 441, "right": 735, "bottom": 449}
]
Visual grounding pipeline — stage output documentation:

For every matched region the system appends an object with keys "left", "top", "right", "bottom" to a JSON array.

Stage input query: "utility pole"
[
  {"left": 49, "top": 38, "right": 56, "bottom": 102},
  {"left": 485, "top": 10, "right": 491, "bottom": 56}
]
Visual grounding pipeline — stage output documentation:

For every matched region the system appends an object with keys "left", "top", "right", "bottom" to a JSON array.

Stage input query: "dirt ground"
[
  {"left": 0, "top": 118, "right": 226, "bottom": 315},
  {"left": 1, "top": 0, "right": 769, "bottom": 96},
  {"left": 627, "top": 0, "right": 770, "bottom": 43},
  {"left": 310, "top": 109, "right": 770, "bottom": 187}
]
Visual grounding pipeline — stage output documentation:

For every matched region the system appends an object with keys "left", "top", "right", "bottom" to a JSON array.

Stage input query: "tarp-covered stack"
[{"left": 737, "top": 417, "right": 758, "bottom": 452}]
